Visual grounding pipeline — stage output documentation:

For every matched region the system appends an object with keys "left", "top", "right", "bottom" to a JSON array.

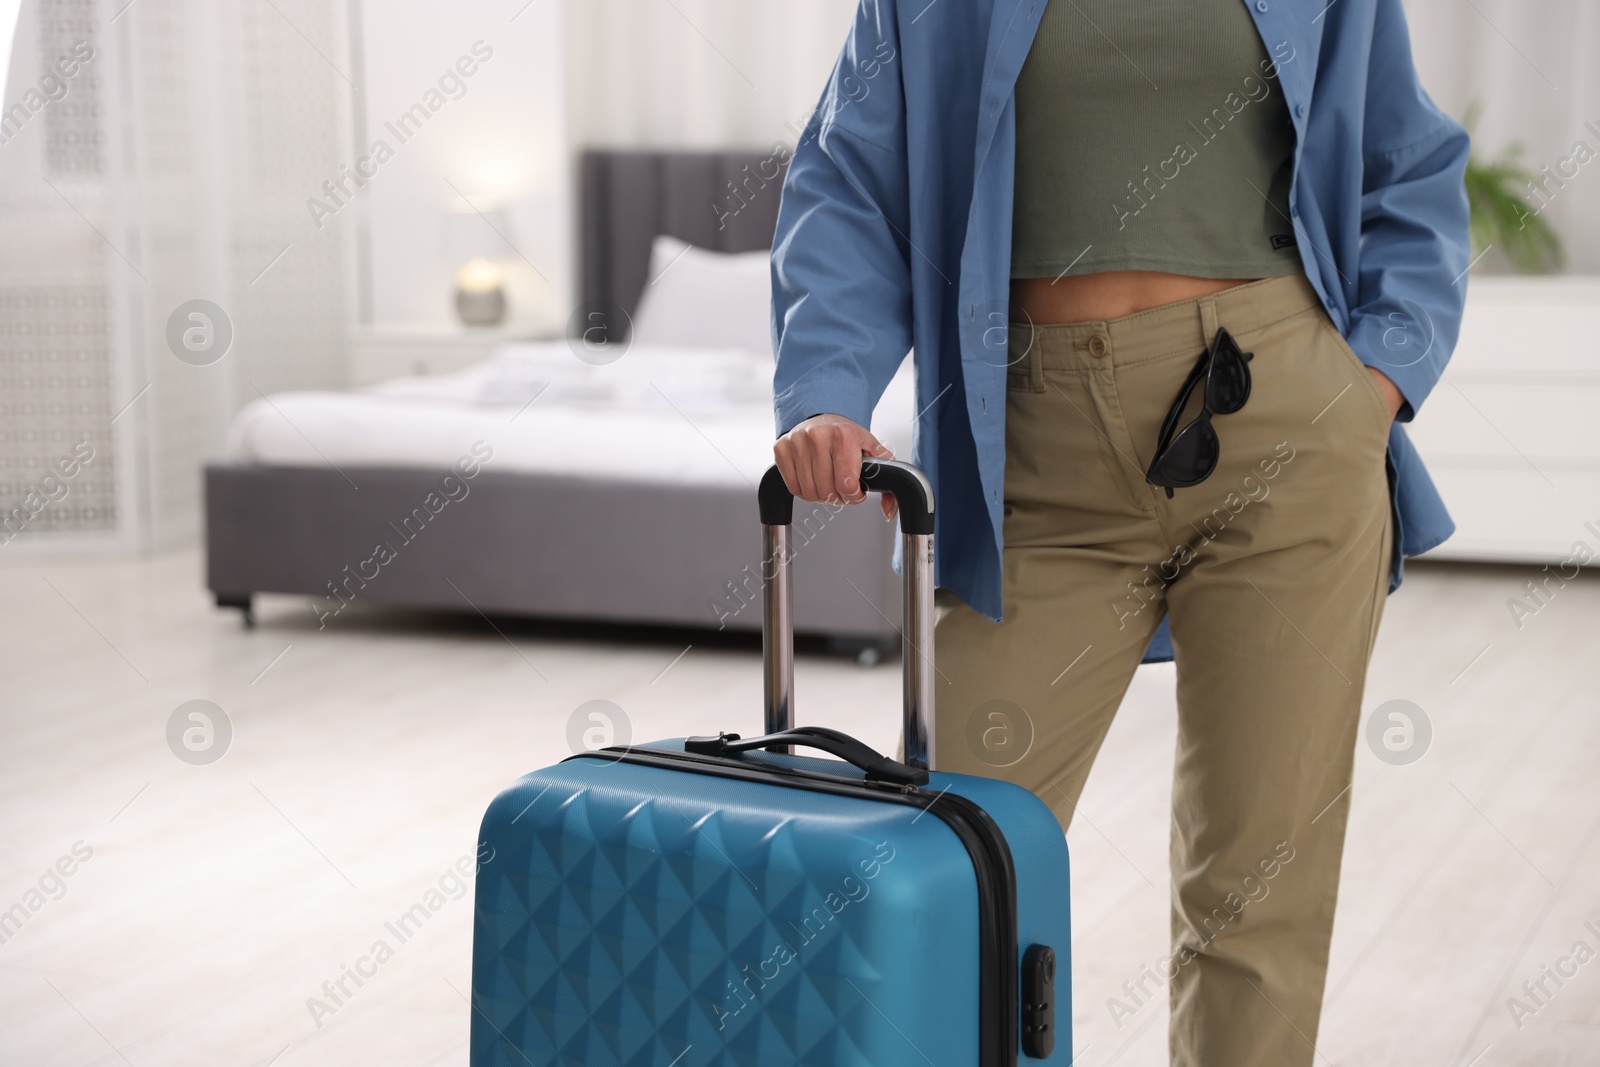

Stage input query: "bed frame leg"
[
  {"left": 215, "top": 593, "right": 255, "bottom": 628},
  {"left": 828, "top": 635, "right": 896, "bottom": 668}
]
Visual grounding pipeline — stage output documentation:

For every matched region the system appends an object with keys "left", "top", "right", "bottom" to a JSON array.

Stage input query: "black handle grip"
[
  {"left": 684, "top": 726, "right": 930, "bottom": 786},
  {"left": 759, "top": 458, "right": 935, "bottom": 535}
]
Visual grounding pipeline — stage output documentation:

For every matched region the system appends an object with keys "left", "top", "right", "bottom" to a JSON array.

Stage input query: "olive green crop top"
[{"left": 1011, "top": 0, "right": 1303, "bottom": 281}]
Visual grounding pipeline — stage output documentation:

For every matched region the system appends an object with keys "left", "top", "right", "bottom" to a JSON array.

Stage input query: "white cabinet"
[{"left": 1413, "top": 278, "right": 1600, "bottom": 564}]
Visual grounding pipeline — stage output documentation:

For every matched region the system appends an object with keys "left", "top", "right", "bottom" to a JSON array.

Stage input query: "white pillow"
[{"left": 630, "top": 235, "right": 774, "bottom": 358}]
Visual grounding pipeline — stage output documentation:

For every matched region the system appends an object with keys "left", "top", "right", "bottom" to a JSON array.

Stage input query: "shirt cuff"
[
  {"left": 1345, "top": 314, "right": 1438, "bottom": 422},
  {"left": 774, "top": 377, "right": 876, "bottom": 436}
]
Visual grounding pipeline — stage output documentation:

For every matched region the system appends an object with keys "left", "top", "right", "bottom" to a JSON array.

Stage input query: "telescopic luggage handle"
[{"left": 756, "top": 459, "right": 938, "bottom": 771}]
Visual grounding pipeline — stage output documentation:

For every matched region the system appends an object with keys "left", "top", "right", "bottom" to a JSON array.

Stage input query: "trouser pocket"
[{"left": 1318, "top": 316, "right": 1395, "bottom": 436}]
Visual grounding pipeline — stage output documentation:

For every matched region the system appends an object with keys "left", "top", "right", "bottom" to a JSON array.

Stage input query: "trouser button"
[{"left": 1088, "top": 333, "right": 1110, "bottom": 358}]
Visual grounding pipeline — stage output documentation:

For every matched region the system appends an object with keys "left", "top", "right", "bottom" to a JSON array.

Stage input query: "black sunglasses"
[{"left": 1145, "top": 326, "right": 1254, "bottom": 498}]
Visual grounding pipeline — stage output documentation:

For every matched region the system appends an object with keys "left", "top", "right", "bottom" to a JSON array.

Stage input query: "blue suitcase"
[{"left": 471, "top": 461, "right": 1073, "bottom": 1066}]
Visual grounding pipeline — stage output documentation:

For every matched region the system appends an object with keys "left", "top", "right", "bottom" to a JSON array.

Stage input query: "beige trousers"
[{"left": 932, "top": 273, "right": 1393, "bottom": 1067}]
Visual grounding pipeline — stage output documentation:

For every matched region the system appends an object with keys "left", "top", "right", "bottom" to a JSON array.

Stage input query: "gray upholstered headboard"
[{"left": 579, "top": 149, "right": 790, "bottom": 333}]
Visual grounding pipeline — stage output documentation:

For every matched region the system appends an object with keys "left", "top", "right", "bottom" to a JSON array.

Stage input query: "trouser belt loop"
[
  {"left": 1028, "top": 326, "right": 1045, "bottom": 392},
  {"left": 1199, "top": 296, "right": 1221, "bottom": 354}
]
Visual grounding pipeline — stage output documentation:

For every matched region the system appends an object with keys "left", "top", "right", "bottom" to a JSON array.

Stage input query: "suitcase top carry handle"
[
  {"left": 685, "top": 727, "right": 930, "bottom": 787},
  {"left": 757, "top": 459, "right": 936, "bottom": 535},
  {"left": 756, "top": 459, "right": 939, "bottom": 771}
]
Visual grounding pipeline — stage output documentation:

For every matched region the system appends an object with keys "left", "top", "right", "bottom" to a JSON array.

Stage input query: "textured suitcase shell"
[
  {"left": 471, "top": 743, "right": 1072, "bottom": 1066},
  {"left": 472, "top": 462, "right": 1072, "bottom": 1064}
]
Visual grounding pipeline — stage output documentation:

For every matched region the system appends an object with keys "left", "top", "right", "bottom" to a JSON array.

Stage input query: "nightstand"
[{"left": 348, "top": 323, "right": 562, "bottom": 386}]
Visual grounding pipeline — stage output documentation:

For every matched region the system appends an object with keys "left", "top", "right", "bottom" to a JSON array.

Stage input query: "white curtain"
[
  {"left": 568, "top": 0, "right": 857, "bottom": 149},
  {"left": 1406, "top": 0, "right": 1600, "bottom": 273}
]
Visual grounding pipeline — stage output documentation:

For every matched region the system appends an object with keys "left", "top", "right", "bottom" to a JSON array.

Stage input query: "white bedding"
[{"left": 227, "top": 341, "right": 917, "bottom": 486}]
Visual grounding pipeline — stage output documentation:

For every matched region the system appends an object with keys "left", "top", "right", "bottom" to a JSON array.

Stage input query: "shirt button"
[
  {"left": 1088, "top": 334, "right": 1110, "bottom": 358},
  {"left": 1296, "top": 103, "right": 1306, "bottom": 118},
  {"left": 1256, "top": 0, "right": 1268, "bottom": 10}
]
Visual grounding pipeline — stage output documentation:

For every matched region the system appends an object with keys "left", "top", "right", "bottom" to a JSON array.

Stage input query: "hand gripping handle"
[{"left": 754, "top": 459, "right": 938, "bottom": 770}]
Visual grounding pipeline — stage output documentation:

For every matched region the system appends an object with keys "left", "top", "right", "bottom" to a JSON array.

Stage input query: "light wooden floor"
[{"left": 0, "top": 548, "right": 1595, "bottom": 1066}]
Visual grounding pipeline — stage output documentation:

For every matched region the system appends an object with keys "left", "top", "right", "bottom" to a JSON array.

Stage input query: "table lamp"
[{"left": 446, "top": 202, "right": 513, "bottom": 327}]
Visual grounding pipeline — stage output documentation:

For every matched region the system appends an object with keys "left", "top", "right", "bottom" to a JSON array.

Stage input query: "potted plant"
[{"left": 1461, "top": 101, "right": 1564, "bottom": 275}]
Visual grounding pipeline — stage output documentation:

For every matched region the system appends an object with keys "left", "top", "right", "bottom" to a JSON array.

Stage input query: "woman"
[{"left": 770, "top": 1, "right": 1470, "bottom": 1064}]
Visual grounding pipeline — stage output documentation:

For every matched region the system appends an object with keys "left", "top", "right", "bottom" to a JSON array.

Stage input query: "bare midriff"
[{"left": 1010, "top": 270, "right": 1257, "bottom": 325}]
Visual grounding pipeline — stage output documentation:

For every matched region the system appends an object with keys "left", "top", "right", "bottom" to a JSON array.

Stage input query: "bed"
[{"left": 204, "top": 150, "right": 913, "bottom": 658}]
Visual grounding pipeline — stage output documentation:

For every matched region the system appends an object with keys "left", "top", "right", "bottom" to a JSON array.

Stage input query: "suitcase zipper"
[{"left": 570, "top": 748, "right": 1021, "bottom": 1067}]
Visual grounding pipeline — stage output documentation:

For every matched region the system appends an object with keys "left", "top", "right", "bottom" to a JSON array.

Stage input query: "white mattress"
[{"left": 227, "top": 342, "right": 917, "bottom": 486}]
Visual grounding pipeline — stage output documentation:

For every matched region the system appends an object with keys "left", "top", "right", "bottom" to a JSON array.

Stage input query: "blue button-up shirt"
[{"left": 771, "top": 0, "right": 1472, "bottom": 662}]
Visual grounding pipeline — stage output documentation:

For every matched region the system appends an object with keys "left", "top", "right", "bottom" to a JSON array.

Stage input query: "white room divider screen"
[{"left": 0, "top": 0, "right": 354, "bottom": 551}]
